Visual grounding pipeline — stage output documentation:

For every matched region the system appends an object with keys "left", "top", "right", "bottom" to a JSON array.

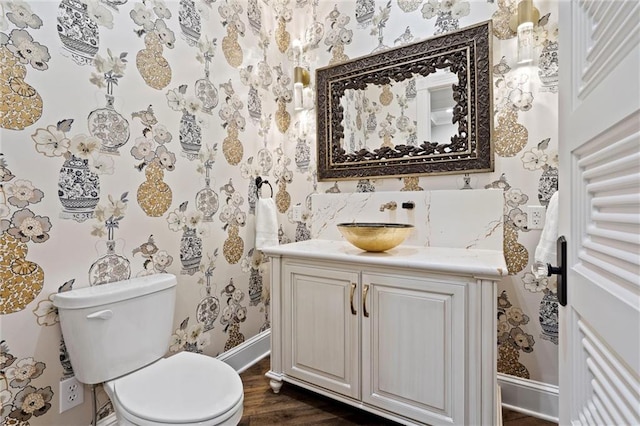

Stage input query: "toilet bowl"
[
  {"left": 53, "top": 274, "right": 244, "bottom": 426},
  {"left": 104, "top": 352, "right": 243, "bottom": 426}
]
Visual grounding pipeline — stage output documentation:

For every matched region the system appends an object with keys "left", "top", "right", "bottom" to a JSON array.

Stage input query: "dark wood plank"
[{"left": 239, "top": 357, "right": 557, "bottom": 426}]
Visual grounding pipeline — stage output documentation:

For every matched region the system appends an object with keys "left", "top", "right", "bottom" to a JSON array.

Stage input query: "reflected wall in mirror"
[{"left": 317, "top": 21, "right": 493, "bottom": 180}]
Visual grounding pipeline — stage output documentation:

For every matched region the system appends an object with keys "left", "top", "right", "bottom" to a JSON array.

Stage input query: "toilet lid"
[{"left": 112, "top": 351, "right": 243, "bottom": 424}]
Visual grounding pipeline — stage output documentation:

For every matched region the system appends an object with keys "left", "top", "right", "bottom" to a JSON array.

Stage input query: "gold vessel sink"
[{"left": 337, "top": 223, "right": 414, "bottom": 252}]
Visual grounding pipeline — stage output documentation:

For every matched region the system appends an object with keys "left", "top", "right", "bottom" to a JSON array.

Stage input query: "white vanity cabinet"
[{"left": 263, "top": 240, "right": 506, "bottom": 426}]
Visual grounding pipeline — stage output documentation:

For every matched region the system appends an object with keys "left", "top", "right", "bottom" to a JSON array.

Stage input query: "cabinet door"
[
  {"left": 282, "top": 262, "right": 360, "bottom": 399},
  {"left": 362, "top": 272, "right": 467, "bottom": 426}
]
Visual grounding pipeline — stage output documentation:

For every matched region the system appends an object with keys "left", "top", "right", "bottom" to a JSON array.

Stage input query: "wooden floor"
[{"left": 239, "top": 357, "right": 557, "bottom": 425}]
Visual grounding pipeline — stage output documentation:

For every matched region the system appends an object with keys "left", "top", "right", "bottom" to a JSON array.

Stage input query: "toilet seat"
[{"left": 105, "top": 351, "right": 243, "bottom": 425}]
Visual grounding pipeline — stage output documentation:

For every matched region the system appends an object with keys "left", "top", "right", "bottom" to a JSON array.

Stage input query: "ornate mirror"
[{"left": 316, "top": 21, "right": 493, "bottom": 180}]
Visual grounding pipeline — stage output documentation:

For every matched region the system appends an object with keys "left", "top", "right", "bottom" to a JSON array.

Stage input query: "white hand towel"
[
  {"left": 255, "top": 198, "right": 279, "bottom": 250},
  {"left": 534, "top": 191, "right": 559, "bottom": 266}
]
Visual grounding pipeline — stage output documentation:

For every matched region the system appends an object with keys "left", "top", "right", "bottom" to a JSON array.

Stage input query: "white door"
[{"left": 558, "top": 1, "right": 640, "bottom": 424}]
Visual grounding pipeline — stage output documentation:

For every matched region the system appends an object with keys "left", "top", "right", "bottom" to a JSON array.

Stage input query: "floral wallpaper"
[{"left": 1, "top": 0, "right": 558, "bottom": 424}]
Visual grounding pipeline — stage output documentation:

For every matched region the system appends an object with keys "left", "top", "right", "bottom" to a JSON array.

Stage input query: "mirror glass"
[{"left": 316, "top": 21, "right": 493, "bottom": 180}]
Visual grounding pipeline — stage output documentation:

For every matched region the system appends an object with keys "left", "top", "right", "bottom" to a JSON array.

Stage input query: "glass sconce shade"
[
  {"left": 517, "top": 22, "right": 535, "bottom": 64},
  {"left": 509, "top": 0, "right": 540, "bottom": 64},
  {"left": 293, "top": 66, "right": 311, "bottom": 111}
]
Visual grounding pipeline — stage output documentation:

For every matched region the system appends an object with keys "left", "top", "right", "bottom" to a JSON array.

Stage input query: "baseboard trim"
[
  {"left": 96, "top": 330, "right": 271, "bottom": 426},
  {"left": 498, "top": 373, "right": 559, "bottom": 423},
  {"left": 216, "top": 329, "right": 271, "bottom": 373}
]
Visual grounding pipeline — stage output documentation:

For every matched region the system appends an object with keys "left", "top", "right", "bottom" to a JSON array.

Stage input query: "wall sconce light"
[
  {"left": 294, "top": 65, "right": 311, "bottom": 111},
  {"left": 510, "top": 0, "right": 540, "bottom": 64}
]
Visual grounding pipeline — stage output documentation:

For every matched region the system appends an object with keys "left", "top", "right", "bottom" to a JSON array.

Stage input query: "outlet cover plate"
[
  {"left": 59, "top": 376, "right": 84, "bottom": 413},
  {"left": 292, "top": 205, "right": 303, "bottom": 222},
  {"left": 527, "top": 205, "right": 547, "bottom": 230}
]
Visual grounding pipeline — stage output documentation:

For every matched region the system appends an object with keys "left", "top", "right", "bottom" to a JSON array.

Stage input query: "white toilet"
[{"left": 53, "top": 274, "right": 244, "bottom": 426}]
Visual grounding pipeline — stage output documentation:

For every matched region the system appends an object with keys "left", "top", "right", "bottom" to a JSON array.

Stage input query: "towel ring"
[{"left": 255, "top": 177, "right": 273, "bottom": 198}]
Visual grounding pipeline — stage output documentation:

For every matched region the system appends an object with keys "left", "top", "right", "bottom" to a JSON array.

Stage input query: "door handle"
[
  {"left": 533, "top": 236, "right": 567, "bottom": 306},
  {"left": 349, "top": 283, "right": 357, "bottom": 315},
  {"left": 362, "top": 285, "right": 370, "bottom": 318}
]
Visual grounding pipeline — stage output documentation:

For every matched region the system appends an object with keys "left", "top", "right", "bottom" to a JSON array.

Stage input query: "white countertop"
[{"left": 262, "top": 239, "right": 507, "bottom": 278}]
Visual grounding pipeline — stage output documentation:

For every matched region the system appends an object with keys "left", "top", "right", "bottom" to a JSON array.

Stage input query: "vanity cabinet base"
[{"left": 264, "top": 245, "right": 502, "bottom": 426}]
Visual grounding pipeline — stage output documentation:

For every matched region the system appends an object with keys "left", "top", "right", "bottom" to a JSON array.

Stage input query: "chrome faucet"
[{"left": 379, "top": 201, "right": 397, "bottom": 212}]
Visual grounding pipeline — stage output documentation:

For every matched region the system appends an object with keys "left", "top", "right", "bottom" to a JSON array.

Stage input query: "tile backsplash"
[{"left": 311, "top": 189, "right": 503, "bottom": 251}]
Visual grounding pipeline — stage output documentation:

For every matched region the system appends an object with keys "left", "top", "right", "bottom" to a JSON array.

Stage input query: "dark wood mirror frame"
[{"left": 316, "top": 21, "right": 493, "bottom": 181}]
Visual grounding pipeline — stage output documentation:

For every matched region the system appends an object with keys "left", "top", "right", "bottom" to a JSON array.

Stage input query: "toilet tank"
[{"left": 53, "top": 274, "right": 177, "bottom": 384}]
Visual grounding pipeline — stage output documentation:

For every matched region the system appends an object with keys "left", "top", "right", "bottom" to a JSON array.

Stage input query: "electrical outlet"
[
  {"left": 59, "top": 376, "right": 84, "bottom": 413},
  {"left": 292, "top": 204, "right": 303, "bottom": 222},
  {"left": 527, "top": 205, "right": 547, "bottom": 230}
]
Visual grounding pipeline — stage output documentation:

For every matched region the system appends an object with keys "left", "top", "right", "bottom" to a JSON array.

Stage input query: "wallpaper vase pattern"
[
  {"left": 58, "top": 155, "right": 100, "bottom": 221},
  {"left": 246, "top": 85, "right": 261, "bottom": 122},
  {"left": 304, "top": 0, "right": 324, "bottom": 49},
  {"left": 220, "top": 279, "right": 247, "bottom": 351},
  {"left": 57, "top": 0, "right": 98, "bottom": 64},
  {"left": 130, "top": 1, "right": 175, "bottom": 90},
  {"left": 219, "top": 0, "right": 245, "bottom": 68},
  {"left": 0, "top": 43, "right": 44, "bottom": 131},
  {"left": 486, "top": 175, "right": 529, "bottom": 275},
  {"left": 247, "top": 0, "right": 261, "bottom": 34},
  {"left": 196, "top": 252, "right": 221, "bottom": 331},
  {"left": 195, "top": 161, "right": 219, "bottom": 222},
  {"left": 30, "top": 118, "right": 116, "bottom": 223},
  {"left": 535, "top": 18, "right": 559, "bottom": 92},
  {"left": 131, "top": 105, "right": 176, "bottom": 217},
  {"left": 274, "top": 150, "right": 292, "bottom": 213},
  {"left": 294, "top": 136, "right": 310, "bottom": 172},
  {"left": 356, "top": 0, "right": 375, "bottom": 25},
  {"left": 324, "top": 5, "right": 352, "bottom": 65},
  {"left": 219, "top": 179, "right": 246, "bottom": 264},
  {"left": 88, "top": 192, "right": 131, "bottom": 286},
  {"left": 179, "top": 110, "right": 202, "bottom": 159},
  {"left": 166, "top": 84, "right": 204, "bottom": 160},
  {"left": 241, "top": 249, "right": 265, "bottom": 306},
  {"left": 88, "top": 94, "right": 131, "bottom": 155},
  {"left": 491, "top": 0, "right": 517, "bottom": 40},
  {"left": 538, "top": 290, "right": 559, "bottom": 344},
  {"left": 273, "top": 0, "right": 292, "bottom": 53},
  {"left": 240, "top": 38, "right": 273, "bottom": 125},
  {"left": 218, "top": 81, "right": 245, "bottom": 165},
  {"left": 497, "top": 290, "right": 534, "bottom": 378},
  {"left": 538, "top": 41, "right": 558, "bottom": 92},
  {"left": 137, "top": 161, "right": 173, "bottom": 216},
  {"left": 87, "top": 50, "right": 131, "bottom": 155},
  {"left": 0, "top": 155, "right": 49, "bottom": 315},
  {"left": 167, "top": 201, "right": 204, "bottom": 275},
  {"left": 1, "top": 2, "right": 50, "bottom": 131},
  {"left": 178, "top": 0, "right": 201, "bottom": 46},
  {"left": 195, "top": 41, "right": 220, "bottom": 115},
  {"left": 272, "top": 65, "right": 292, "bottom": 134},
  {"left": 180, "top": 227, "right": 202, "bottom": 275},
  {"left": 520, "top": 140, "right": 559, "bottom": 206},
  {"left": 89, "top": 238, "right": 131, "bottom": 285},
  {"left": 420, "top": 0, "right": 470, "bottom": 35},
  {"left": 493, "top": 58, "right": 537, "bottom": 158},
  {"left": 0, "top": 232, "right": 45, "bottom": 315}
]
